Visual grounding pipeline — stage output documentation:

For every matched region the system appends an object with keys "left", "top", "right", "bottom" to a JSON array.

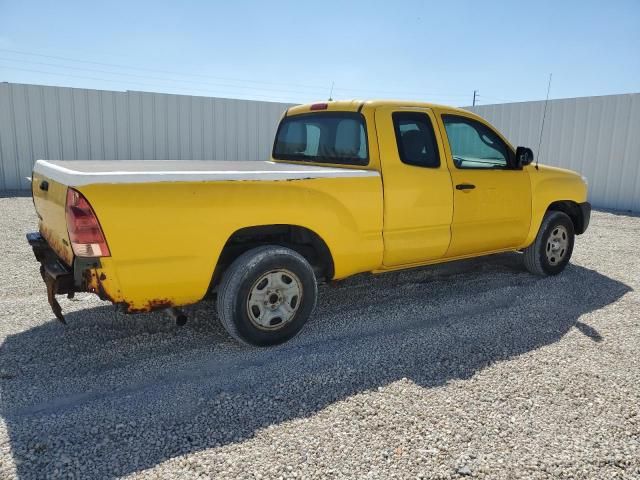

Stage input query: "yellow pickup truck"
[{"left": 28, "top": 100, "right": 590, "bottom": 346}]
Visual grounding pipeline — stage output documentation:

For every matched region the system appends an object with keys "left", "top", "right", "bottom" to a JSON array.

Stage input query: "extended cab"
[{"left": 28, "top": 100, "right": 591, "bottom": 346}]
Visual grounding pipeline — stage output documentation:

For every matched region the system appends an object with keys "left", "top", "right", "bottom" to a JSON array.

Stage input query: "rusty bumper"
[
  {"left": 27, "top": 232, "right": 182, "bottom": 318},
  {"left": 26, "top": 232, "right": 100, "bottom": 323}
]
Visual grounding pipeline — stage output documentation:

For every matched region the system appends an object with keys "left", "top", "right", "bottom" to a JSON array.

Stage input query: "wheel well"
[
  {"left": 547, "top": 201, "right": 584, "bottom": 233},
  {"left": 209, "top": 225, "right": 334, "bottom": 292}
]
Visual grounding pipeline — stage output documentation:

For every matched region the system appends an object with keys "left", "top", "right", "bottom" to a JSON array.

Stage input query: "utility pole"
[{"left": 472, "top": 90, "right": 478, "bottom": 106}]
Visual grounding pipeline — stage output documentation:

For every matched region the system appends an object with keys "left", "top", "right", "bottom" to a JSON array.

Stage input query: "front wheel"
[
  {"left": 216, "top": 246, "right": 318, "bottom": 346},
  {"left": 523, "top": 211, "right": 575, "bottom": 276}
]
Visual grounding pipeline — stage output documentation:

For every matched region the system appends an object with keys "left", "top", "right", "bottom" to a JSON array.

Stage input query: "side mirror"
[{"left": 515, "top": 146, "right": 534, "bottom": 168}]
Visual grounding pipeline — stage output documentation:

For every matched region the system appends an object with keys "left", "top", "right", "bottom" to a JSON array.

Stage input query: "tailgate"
[{"left": 31, "top": 170, "right": 74, "bottom": 266}]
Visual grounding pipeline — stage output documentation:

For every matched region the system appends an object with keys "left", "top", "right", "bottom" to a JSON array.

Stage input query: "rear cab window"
[
  {"left": 273, "top": 112, "right": 368, "bottom": 166},
  {"left": 392, "top": 112, "right": 440, "bottom": 168}
]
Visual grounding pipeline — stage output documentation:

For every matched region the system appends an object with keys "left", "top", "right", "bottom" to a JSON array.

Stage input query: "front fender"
[{"left": 520, "top": 164, "right": 588, "bottom": 248}]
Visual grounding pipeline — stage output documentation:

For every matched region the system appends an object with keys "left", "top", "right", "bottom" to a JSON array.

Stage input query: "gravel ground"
[{"left": 0, "top": 194, "right": 638, "bottom": 479}]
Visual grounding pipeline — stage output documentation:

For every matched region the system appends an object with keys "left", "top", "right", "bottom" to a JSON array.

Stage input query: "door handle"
[{"left": 455, "top": 183, "right": 475, "bottom": 190}]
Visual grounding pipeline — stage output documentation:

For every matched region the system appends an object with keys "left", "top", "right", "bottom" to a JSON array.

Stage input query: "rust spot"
[
  {"left": 284, "top": 176, "right": 314, "bottom": 182},
  {"left": 40, "top": 224, "right": 73, "bottom": 267},
  {"left": 125, "top": 298, "right": 174, "bottom": 314},
  {"left": 82, "top": 266, "right": 175, "bottom": 314},
  {"left": 82, "top": 268, "right": 115, "bottom": 303},
  {"left": 95, "top": 279, "right": 113, "bottom": 302},
  {"left": 94, "top": 273, "right": 115, "bottom": 302}
]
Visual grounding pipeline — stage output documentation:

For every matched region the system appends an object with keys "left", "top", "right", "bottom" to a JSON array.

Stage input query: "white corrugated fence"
[
  {"left": 0, "top": 82, "right": 293, "bottom": 191},
  {"left": 1, "top": 83, "right": 638, "bottom": 211},
  {"left": 468, "top": 93, "right": 640, "bottom": 212}
]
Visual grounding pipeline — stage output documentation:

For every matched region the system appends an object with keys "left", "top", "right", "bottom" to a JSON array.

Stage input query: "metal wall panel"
[
  {"left": 468, "top": 93, "right": 640, "bottom": 212},
  {"left": 0, "top": 83, "right": 293, "bottom": 191},
  {"left": 2, "top": 83, "right": 638, "bottom": 212}
]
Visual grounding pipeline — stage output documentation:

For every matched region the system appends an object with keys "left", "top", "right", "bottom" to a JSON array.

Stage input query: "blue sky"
[{"left": 1, "top": 0, "right": 638, "bottom": 106}]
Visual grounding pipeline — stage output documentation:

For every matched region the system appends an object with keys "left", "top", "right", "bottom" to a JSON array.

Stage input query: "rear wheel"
[
  {"left": 216, "top": 246, "right": 318, "bottom": 346},
  {"left": 523, "top": 211, "right": 575, "bottom": 276}
]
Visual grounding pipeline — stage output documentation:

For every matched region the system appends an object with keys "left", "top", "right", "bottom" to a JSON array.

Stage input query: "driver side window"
[{"left": 442, "top": 115, "right": 510, "bottom": 169}]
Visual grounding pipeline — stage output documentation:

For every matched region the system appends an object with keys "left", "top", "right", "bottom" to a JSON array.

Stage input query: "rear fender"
[{"left": 75, "top": 176, "right": 383, "bottom": 311}]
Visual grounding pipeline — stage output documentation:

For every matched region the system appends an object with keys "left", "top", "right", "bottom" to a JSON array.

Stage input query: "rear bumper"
[
  {"left": 577, "top": 201, "right": 591, "bottom": 234},
  {"left": 26, "top": 232, "right": 101, "bottom": 322},
  {"left": 27, "top": 232, "right": 181, "bottom": 318}
]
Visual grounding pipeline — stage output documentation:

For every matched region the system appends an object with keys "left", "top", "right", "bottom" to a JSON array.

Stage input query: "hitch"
[
  {"left": 42, "top": 266, "right": 75, "bottom": 324},
  {"left": 45, "top": 274, "right": 66, "bottom": 323},
  {"left": 27, "top": 232, "right": 75, "bottom": 324}
]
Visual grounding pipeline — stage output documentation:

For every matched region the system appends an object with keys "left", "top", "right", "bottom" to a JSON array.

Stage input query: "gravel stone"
[{"left": 0, "top": 194, "right": 639, "bottom": 479}]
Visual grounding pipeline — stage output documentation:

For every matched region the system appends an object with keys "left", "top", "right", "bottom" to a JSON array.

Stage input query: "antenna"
[
  {"left": 328, "top": 81, "right": 334, "bottom": 101},
  {"left": 536, "top": 73, "right": 552, "bottom": 170}
]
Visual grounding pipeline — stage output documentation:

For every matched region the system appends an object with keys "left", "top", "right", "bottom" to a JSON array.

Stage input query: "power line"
[
  {"left": 0, "top": 48, "right": 328, "bottom": 91},
  {"left": 0, "top": 57, "right": 328, "bottom": 97},
  {"left": 0, "top": 57, "right": 512, "bottom": 108},
  {"left": 0, "top": 48, "right": 471, "bottom": 100},
  {"left": 0, "top": 64, "right": 475, "bottom": 106},
  {"left": 0, "top": 65, "right": 309, "bottom": 103}
]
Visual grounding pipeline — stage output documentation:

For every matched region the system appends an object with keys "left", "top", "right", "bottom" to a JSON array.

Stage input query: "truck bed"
[{"left": 33, "top": 160, "right": 378, "bottom": 186}]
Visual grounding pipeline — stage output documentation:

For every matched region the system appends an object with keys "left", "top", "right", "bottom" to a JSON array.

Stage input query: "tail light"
[{"left": 65, "top": 188, "right": 111, "bottom": 257}]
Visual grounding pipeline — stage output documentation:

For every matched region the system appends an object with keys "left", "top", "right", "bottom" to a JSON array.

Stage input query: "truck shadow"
[{"left": 0, "top": 253, "right": 631, "bottom": 479}]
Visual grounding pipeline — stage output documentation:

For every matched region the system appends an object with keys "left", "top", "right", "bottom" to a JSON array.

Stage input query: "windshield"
[{"left": 273, "top": 112, "right": 368, "bottom": 165}]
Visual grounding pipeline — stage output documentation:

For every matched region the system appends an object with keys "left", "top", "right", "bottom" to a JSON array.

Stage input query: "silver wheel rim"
[
  {"left": 546, "top": 224, "right": 569, "bottom": 265},
  {"left": 246, "top": 269, "right": 302, "bottom": 330}
]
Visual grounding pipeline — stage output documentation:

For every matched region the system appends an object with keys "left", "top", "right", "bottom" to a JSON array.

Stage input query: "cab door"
[
  {"left": 435, "top": 112, "right": 531, "bottom": 257},
  {"left": 375, "top": 106, "right": 454, "bottom": 266}
]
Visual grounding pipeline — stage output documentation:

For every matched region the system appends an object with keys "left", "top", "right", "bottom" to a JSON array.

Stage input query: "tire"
[
  {"left": 523, "top": 211, "right": 575, "bottom": 276},
  {"left": 216, "top": 245, "right": 318, "bottom": 346}
]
